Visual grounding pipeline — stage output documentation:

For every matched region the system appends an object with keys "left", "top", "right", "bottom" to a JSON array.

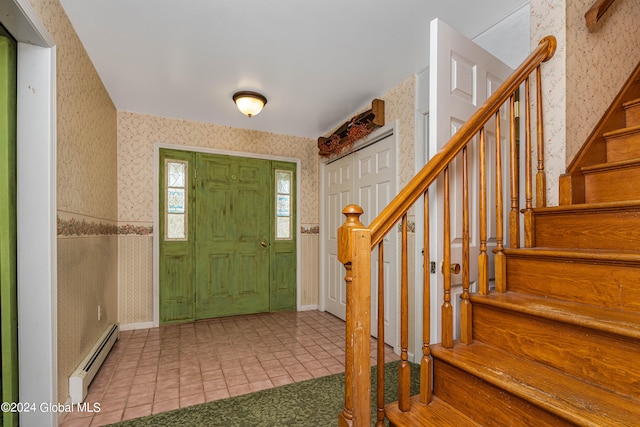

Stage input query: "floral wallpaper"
[
  {"left": 57, "top": 215, "right": 153, "bottom": 237},
  {"left": 30, "top": 0, "right": 118, "bottom": 220},
  {"left": 301, "top": 225, "right": 320, "bottom": 234},
  {"left": 57, "top": 216, "right": 117, "bottom": 237},
  {"left": 382, "top": 76, "right": 417, "bottom": 189}
]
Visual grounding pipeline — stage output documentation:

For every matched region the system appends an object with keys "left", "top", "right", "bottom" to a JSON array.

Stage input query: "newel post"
[{"left": 337, "top": 205, "right": 372, "bottom": 427}]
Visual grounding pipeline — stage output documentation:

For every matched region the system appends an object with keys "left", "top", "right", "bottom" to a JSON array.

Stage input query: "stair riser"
[
  {"left": 625, "top": 103, "right": 640, "bottom": 127},
  {"left": 433, "top": 359, "right": 572, "bottom": 427},
  {"left": 506, "top": 256, "right": 640, "bottom": 312},
  {"left": 534, "top": 209, "right": 640, "bottom": 250},
  {"left": 584, "top": 165, "right": 640, "bottom": 203},
  {"left": 605, "top": 131, "right": 640, "bottom": 162},
  {"left": 472, "top": 304, "right": 640, "bottom": 398}
]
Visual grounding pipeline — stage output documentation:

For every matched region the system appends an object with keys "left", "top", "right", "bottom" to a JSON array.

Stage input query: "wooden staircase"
[
  {"left": 337, "top": 34, "right": 640, "bottom": 427},
  {"left": 385, "top": 91, "right": 640, "bottom": 426}
]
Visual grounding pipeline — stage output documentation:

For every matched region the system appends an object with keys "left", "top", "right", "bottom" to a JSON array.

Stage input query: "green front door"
[
  {"left": 0, "top": 33, "right": 18, "bottom": 427},
  {"left": 195, "top": 153, "right": 270, "bottom": 318},
  {"left": 159, "top": 150, "right": 296, "bottom": 323}
]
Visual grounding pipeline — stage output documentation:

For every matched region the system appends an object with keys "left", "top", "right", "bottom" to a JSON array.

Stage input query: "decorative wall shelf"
[{"left": 318, "top": 98, "right": 385, "bottom": 157}]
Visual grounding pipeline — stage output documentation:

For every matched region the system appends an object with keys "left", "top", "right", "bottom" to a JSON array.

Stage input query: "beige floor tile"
[{"left": 60, "top": 311, "right": 400, "bottom": 427}]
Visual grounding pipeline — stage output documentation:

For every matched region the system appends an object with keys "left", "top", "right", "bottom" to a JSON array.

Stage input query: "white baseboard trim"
[
  {"left": 119, "top": 321, "right": 154, "bottom": 331},
  {"left": 298, "top": 304, "right": 319, "bottom": 311}
]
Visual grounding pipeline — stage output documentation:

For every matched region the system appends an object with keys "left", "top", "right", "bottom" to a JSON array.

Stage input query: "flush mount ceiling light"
[{"left": 233, "top": 91, "right": 267, "bottom": 118}]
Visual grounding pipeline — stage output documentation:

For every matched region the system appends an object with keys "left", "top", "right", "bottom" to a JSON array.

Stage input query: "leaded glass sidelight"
[
  {"left": 275, "top": 170, "right": 292, "bottom": 240},
  {"left": 165, "top": 160, "right": 188, "bottom": 240}
]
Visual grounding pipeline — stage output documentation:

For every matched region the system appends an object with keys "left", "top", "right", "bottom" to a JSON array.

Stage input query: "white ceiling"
[{"left": 59, "top": 0, "right": 529, "bottom": 139}]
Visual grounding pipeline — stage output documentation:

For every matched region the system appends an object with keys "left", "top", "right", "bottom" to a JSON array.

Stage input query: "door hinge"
[
  {"left": 514, "top": 100, "right": 520, "bottom": 119},
  {"left": 430, "top": 261, "right": 436, "bottom": 274}
]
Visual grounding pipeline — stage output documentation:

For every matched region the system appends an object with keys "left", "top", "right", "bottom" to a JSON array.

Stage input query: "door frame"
[
  {"left": 319, "top": 123, "right": 399, "bottom": 352},
  {"left": 152, "top": 143, "right": 301, "bottom": 327}
]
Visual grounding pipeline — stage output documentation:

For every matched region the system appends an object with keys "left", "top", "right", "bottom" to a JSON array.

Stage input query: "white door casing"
[
  {"left": 322, "top": 127, "right": 398, "bottom": 349},
  {"left": 428, "top": 19, "right": 512, "bottom": 344}
]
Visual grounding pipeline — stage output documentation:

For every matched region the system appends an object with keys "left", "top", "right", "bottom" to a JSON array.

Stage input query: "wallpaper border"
[{"left": 57, "top": 211, "right": 153, "bottom": 237}]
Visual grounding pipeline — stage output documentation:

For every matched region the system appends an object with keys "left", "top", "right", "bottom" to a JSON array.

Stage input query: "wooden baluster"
[
  {"left": 398, "top": 214, "right": 411, "bottom": 411},
  {"left": 460, "top": 148, "right": 472, "bottom": 344},
  {"left": 536, "top": 65, "right": 547, "bottom": 208},
  {"left": 509, "top": 94, "right": 521, "bottom": 249},
  {"left": 420, "top": 190, "right": 432, "bottom": 404},
  {"left": 375, "top": 242, "right": 385, "bottom": 427},
  {"left": 478, "top": 128, "right": 489, "bottom": 295},
  {"left": 442, "top": 168, "right": 453, "bottom": 349},
  {"left": 494, "top": 111, "right": 507, "bottom": 293},
  {"left": 338, "top": 205, "right": 371, "bottom": 427},
  {"left": 524, "top": 77, "right": 534, "bottom": 248}
]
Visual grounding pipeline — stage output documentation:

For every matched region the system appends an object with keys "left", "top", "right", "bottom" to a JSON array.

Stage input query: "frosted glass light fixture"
[{"left": 233, "top": 91, "right": 267, "bottom": 117}]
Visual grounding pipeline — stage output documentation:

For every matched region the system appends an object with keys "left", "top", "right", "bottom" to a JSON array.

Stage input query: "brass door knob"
[
  {"left": 441, "top": 263, "right": 461, "bottom": 274},
  {"left": 260, "top": 241, "right": 268, "bottom": 247}
]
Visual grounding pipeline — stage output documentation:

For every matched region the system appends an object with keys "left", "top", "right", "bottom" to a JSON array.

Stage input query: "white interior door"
[
  {"left": 428, "top": 18, "right": 512, "bottom": 343},
  {"left": 323, "top": 132, "right": 397, "bottom": 349}
]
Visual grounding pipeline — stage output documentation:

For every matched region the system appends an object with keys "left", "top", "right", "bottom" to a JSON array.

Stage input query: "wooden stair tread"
[
  {"left": 581, "top": 157, "right": 640, "bottom": 173},
  {"left": 602, "top": 123, "right": 640, "bottom": 139},
  {"left": 470, "top": 291, "right": 640, "bottom": 341},
  {"left": 431, "top": 342, "right": 640, "bottom": 426},
  {"left": 385, "top": 396, "right": 481, "bottom": 427},
  {"left": 504, "top": 247, "right": 640, "bottom": 263},
  {"left": 533, "top": 199, "right": 640, "bottom": 215}
]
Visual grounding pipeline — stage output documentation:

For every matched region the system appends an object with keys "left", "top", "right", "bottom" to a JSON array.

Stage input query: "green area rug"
[{"left": 109, "top": 361, "right": 420, "bottom": 426}]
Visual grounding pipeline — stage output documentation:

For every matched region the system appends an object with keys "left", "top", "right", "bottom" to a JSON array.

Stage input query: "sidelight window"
[
  {"left": 165, "top": 159, "right": 188, "bottom": 240},
  {"left": 275, "top": 170, "right": 292, "bottom": 240}
]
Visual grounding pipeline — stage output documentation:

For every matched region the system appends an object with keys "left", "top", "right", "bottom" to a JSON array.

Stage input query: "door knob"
[
  {"left": 441, "top": 263, "right": 461, "bottom": 274},
  {"left": 260, "top": 241, "right": 268, "bottom": 247}
]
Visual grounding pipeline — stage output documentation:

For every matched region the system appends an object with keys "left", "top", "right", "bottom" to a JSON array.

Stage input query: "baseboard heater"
[{"left": 69, "top": 323, "right": 119, "bottom": 404}]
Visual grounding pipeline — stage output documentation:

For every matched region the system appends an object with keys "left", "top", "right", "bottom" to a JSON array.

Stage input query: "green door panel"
[
  {"left": 270, "top": 161, "right": 297, "bottom": 311},
  {"left": 195, "top": 153, "right": 270, "bottom": 318},
  {"left": 159, "top": 149, "right": 195, "bottom": 323},
  {"left": 0, "top": 34, "right": 18, "bottom": 427}
]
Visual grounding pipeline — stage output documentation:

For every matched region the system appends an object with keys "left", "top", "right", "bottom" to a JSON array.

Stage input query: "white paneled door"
[
  {"left": 323, "top": 132, "right": 397, "bottom": 349},
  {"left": 428, "top": 18, "right": 512, "bottom": 343}
]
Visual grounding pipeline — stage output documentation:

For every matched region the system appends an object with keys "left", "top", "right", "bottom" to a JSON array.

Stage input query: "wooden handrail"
[
  {"left": 585, "top": 0, "right": 617, "bottom": 30},
  {"left": 368, "top": 35, "right": 556, "bottom": 248}
]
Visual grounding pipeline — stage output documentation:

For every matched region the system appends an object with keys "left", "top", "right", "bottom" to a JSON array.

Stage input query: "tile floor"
[{"left": 60, "top": 310, "right": 399, "bottom": 426}]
